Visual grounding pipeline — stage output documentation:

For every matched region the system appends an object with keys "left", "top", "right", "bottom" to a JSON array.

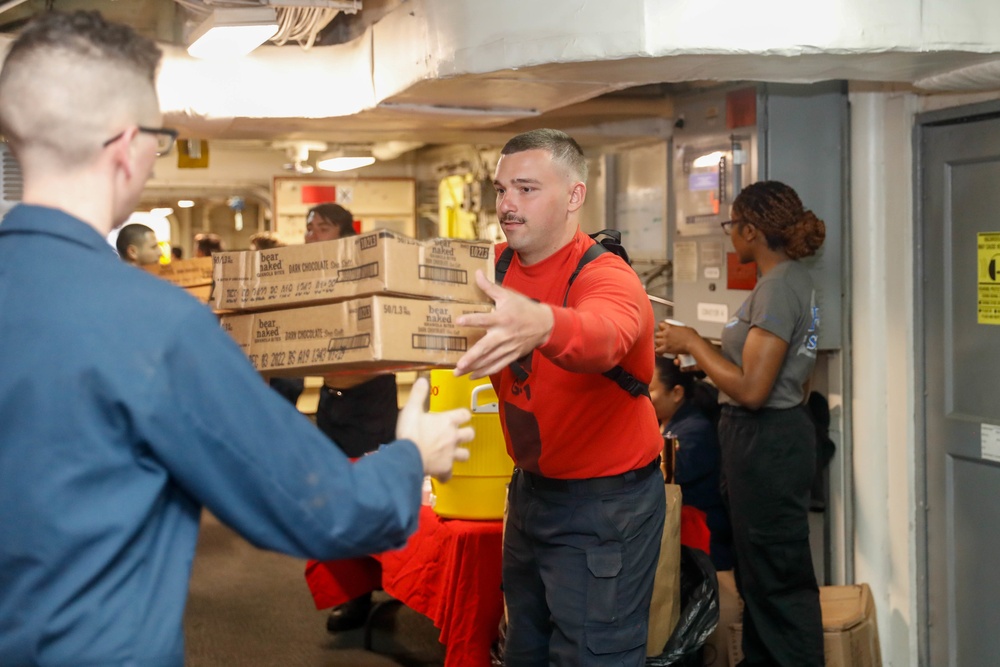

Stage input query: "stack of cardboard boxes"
[
  {"left": 212, "top": 229, "right": 496, "bottom": 376},
  {"left": 142, "top": 256, "right": 215, "bottom": 305}
]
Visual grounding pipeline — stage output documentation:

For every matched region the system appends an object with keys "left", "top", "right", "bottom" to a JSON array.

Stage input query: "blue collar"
[{"left": 1, "top": 204, "right": 118, "bottom": 258}]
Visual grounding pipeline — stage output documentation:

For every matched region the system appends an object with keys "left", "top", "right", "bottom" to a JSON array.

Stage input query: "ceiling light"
[
  {"left": 317, "top": 148, "right": 376, "bottom": 173},
  {"left": 187, "top": 7, "right": 279, "bottom": 60},
  {"left": 177, "top": 200, "right": 195, "bottom": 209},
  {"left": 692, "top": 151, "right": 726, "bottom": 168}
]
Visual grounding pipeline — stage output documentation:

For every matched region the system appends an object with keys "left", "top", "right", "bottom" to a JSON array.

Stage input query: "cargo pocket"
[
  {"left": 748, "top": 523, "right": 815, "bottom": 588},
  {"left": 585, "top": 619, "right": 646, "bottom": 656},
  {"left": 585, "top": 544, "right": 622, "bottom": 624}
]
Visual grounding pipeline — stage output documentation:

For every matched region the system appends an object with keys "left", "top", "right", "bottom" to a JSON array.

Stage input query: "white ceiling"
[{"left": 3, "top": 0, "right": 1000, "bottom": 152}]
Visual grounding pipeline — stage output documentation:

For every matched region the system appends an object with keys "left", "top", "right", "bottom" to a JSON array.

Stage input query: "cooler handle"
[{"left": 470, "top": 384, "right": 499, "bottom": 414}]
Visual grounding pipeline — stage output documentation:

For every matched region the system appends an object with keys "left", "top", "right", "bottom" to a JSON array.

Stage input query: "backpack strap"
[
  {"left": 562, "top": 241, "right": 609, "bottom": 307},
  {"left": 495, "top": 246, "right": 515, "bottom": 285},
  {"left": 493, "top": 237, "right": 649, "bottom": 399},
  {"left": 565, "top": 238, "right": 649, "bottom": 399}
]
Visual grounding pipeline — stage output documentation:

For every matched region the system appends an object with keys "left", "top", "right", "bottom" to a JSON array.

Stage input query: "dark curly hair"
[{"left": 731, "top": 181, "right": 825, "bottom": 259}]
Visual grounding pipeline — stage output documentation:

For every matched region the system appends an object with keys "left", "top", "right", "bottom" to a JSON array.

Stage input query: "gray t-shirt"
[{"left": 719, "top": 260, "right": 819, "bottom": 409}]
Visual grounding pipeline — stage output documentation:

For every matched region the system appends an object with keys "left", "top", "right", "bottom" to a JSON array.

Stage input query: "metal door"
[{"left": 917, "top": 103, "right": 1000, "bottom": 667}]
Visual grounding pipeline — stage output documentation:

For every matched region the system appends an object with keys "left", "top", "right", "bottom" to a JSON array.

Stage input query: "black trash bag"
[
  {"left": 490, "top": 615, "right": 506, "bottom": 667},
  {"left": 646, "top": 545, "right": 720, "bottom": 667}
]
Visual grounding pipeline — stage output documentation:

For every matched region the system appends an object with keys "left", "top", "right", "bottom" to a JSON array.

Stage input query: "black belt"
[{"left": 519, "top": 458, "right": 661, "bottom": 495}]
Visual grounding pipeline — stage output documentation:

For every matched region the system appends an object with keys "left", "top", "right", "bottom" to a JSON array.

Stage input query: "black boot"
[{"left": 325, "top": 592, "right": 372, "bottom": 633}]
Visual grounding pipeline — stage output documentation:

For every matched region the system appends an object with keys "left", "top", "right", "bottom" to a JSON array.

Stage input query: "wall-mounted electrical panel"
[{"left": 668, "top": 82, "right": 846, "bottom": 350}]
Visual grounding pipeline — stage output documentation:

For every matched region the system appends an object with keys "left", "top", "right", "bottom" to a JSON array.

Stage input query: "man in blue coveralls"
[{"left": 0, "top": 11, "right": 474, "bottom": 666}]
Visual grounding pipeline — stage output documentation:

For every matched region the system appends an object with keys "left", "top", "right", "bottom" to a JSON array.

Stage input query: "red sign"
[
  {"left": 301, "top": 185, "right": 337, "bottom": 204},
  {"left": 726, "top": 253, "right": 757, "bottom": 290}
]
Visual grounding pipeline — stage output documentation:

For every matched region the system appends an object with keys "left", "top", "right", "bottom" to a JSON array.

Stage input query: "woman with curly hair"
[{"left": 655, "top": 180, "right": 826, "bottom": 667}]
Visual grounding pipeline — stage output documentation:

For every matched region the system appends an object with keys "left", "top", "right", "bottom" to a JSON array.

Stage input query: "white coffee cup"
[{"left": 661, "top": 319, "right": 697, "bottom": 370}]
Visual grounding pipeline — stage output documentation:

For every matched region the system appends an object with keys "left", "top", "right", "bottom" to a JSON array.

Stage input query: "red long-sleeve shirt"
[{"left": 491, "top": 230, "right": 661, "bottom": 478}]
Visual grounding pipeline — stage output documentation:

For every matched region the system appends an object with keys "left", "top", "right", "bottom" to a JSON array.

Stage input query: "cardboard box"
[
  {"left": 212, "top": 230, "right": 494, "bottom": 311},
  {"left": 703, "top": 569, "right": 741, "bottom": 666},
  {"left": 184, "top": 283, "right": 213, "bottom": 305},
  {"left": 220, "top": 295, "right": 491, "bottom": 376},
  {"left": 142, "top": 256, "right": 214, "bottom": 288},
  {"left": 726, "top": 584, "right": 881, "bottom": 667},
  {"left": 820, "top": 584, "right": 882, "bottom": 667}
]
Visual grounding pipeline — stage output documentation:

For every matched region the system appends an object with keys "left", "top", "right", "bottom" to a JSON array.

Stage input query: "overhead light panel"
[
  {"left": 317, "top": 148, "right": 375, "bottom": 173},
  {"left": 187, "top": 7, "right": 279, "bottom": 60}
]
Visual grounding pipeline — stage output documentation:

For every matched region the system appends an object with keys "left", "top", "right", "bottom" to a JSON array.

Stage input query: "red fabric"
[
  {"left": 304, "top": 557, "right": 381, "bottom": 610},
  {"left": 493, "top": 232, "right": 662, "bottom": 478},
  {"left": 680, "top": 504, "right": 712, "bottom": 554},
  {"left": 305, "top": 506, "right": 504, "bottom": 667}
]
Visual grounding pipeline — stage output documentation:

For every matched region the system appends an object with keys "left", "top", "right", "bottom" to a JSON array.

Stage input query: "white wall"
[
  {"left": 849, "top": 85, "right": 1000, "bottom": 667},
  {"left": 849, "top": 85, "right": 920, "bottom": 667}
]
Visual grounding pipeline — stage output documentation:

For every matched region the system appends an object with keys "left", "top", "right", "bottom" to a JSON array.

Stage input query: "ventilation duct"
[{"left": 914, "top": 59, "right": 1000, "bottom": 92}]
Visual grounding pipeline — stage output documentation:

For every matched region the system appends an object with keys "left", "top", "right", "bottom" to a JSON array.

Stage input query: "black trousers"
[
  {"left": 316, "top": 375, "right": 398, "bottom": 458},
  {"left": 502, "top": 461, "right": 665, "bottom": 667},
  {"left": 719, "top": 405, "right": 823, "bottom": 667}
]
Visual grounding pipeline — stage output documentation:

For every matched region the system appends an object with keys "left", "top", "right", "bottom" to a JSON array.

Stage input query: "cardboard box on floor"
[
  {"left": 221, "top": 294, "right": 491, "bottom": 376},
  {"left": 726, "top": 583, "right": 882, "bottom": 667},
  {"left": 702, "top": 569, "right": 741, "bottom": 666},
  {"left": 212, "top": 230, "right": 495, "bottom": 311}
]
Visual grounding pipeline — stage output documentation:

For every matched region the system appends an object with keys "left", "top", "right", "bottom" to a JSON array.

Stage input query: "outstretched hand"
[
  {"left": 396, "top": 377, "right": 473, "bottom": 481},
  {"left": 453, "top": 270, "right": 553, "bottom": 379}
]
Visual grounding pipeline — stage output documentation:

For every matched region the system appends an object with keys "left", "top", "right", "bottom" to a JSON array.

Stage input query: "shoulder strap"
[
  {"left": 562, "top": 241, "right": 608, "bottom": 307},
  {"left": 493, "top": 235, "right": 649, "bottom": 399},
  {"left": 495, "top": 246, "right": 515, "bottom": 285},
  {"left": 565, "top": 234, "right": 649, "bottom": 399}
]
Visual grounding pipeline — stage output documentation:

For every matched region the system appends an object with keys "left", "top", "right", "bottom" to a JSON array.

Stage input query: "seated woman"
[{"left": 650, "top": 356, "right": 734, "bottom": 571}]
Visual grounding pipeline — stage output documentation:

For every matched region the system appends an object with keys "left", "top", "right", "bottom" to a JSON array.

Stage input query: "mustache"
[{"left": 500, "top": 215, "right": 526, "bottom": 224}]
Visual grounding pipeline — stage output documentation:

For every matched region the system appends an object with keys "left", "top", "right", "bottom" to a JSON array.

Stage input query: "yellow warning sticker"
[{"left": 978, "top": 232, "right": 1000, "bottom": 325}]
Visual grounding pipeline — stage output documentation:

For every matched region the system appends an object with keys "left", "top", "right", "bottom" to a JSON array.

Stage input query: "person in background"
[
  {"left": 454, "top": 129, "right": 665, "bottom": 666},
  {"left": 0, "top": 12, "right": 473, "bottom": 666},
  {"left": 193, "top": 231, "right": 222, "bottom": 256},
  {"left": 305, "top": 202, "right": 355, "bottom": 242},
  {"left": 170, "top": 245, "right": 182, "bottom": 260},
  {"left": 655, "top": 180, "right": 825, "bottom": 667},
  {"left": 249, "top": 230, "right": 283, "bottom": 251},
  {"left": 301, "top": 201, "right": 402, "bottom": 632},
  {"left": 650, "top": 355, "right": 733, "bottom": 571},
  {"left": 115, "top": 222, "right": 161, "bottom": 265}
]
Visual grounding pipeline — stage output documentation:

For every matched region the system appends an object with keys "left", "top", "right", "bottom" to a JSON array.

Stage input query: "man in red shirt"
[{"left": 455, "top": 129, "right": 665, "bottom": 666}]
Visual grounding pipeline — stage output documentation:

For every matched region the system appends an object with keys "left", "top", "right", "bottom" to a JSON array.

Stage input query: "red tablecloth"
[{"left": 305, "top": 506, "right": 504, "bottom": 667}]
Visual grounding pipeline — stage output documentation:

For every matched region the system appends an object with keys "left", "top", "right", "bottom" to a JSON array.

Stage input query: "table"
[{"left": 305, "top": 506, "right": 504, "bottom": 667}]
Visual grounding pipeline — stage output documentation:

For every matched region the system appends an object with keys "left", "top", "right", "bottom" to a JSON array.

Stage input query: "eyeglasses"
[
  {"left": 102, "top": 126, "right": 179, "bottom": 157},
  {"left": 720, "top": 220, "right": 735, "bottom": 234}
]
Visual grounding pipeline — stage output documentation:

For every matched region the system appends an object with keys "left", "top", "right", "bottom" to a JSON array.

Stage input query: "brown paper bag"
[{"left": 646, "top": 483, "right": 682, "bottom": 656}]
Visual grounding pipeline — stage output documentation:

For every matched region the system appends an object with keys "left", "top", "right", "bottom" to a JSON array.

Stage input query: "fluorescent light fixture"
[
  {"left": 692, "top": 151, "right": 726, "bottom": 168},
  {"left": 317, "top": 149, "right": 376, "bottom": 173},
  {"left": 187, "top": 7, "right": 279, "bottom": 60},
  {"left": 177, "top": 200, "right": 195, "bottom": 209}
]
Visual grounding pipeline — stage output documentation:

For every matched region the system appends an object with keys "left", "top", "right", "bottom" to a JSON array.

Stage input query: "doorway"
[{"left": 917, "top": 101, "right": 1000, "bottom": 666}]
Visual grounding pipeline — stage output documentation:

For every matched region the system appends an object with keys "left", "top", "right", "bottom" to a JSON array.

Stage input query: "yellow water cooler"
[{"left": 428, "top": 370, "right": 513, "bottom": 520}]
